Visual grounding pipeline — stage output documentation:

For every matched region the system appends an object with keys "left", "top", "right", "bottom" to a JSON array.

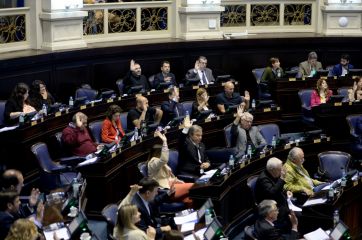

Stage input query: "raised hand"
[
  {"left": 29, "top": 188, "right": 40, "bottom": 207},
  {"left": 194, "top": 60, "right": 200, "bottom": 71},
  {"left": 183, "top": 116, "right": 192, "bottom": 129},
  {"left": 129, "top": 184, "right": 142, "bottom": 195},
  {"left": 236, "top": 105, "right": 244, "bottom": 118},
  {"left": 130, "top": 59, "right": 136, "bottom": 71},
  {"left": 244, "top": 90, "right": 250, "bottom": 101},
  {"left": 154, "top": 130, "right": 167, "bottom": 143}
]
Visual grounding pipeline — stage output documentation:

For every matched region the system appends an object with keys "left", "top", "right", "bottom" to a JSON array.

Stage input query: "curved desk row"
[
  {"left": 75, "top": 109, "right": 282, "bottom": 215},
  {"left": 0, "top": 82, "right": 240, "bottom": 181}
]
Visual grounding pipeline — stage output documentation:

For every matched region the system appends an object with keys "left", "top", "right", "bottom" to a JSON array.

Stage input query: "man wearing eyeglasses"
[{"left": 185, "top": 56, "right": 215, "bottom": 85}]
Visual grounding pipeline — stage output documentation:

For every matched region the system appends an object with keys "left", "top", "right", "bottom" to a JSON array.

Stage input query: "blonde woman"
[
  {"left": 5, "top": 219, "right": 39, "bottom": 240},
  {"left": 114, "top": 204, "right": 156, "bottom": 240},
  {"left": 191, "top": 88, "right": 210, "bottom": 119}
]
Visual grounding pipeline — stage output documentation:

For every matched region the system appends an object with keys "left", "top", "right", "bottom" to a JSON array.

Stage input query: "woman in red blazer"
[
  {"left": 311, "top": 79, "right": 333, "bottom": 107},
  {"left": 101, "top": 105, "right": 125, "bottom": 144}
]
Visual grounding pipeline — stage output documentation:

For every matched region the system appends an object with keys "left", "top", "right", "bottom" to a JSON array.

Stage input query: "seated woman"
[
  {"left": 147, "top": 131, "right": 194, "bottom": 207},
  {"left": 348, "top": 76, "right": 362, "bottom": 101},
  {"left": 29, "top": 80, "right": 55, "bottom": 111},
  {"left": 101, "top": 104, "right": 125, "bottom": 144},
  {"left": 4, "top": 83, "right": 36, "bottom": 125},
  {"left": 261, "top": 57, "right": 284, "bottom": 82},
  {"left": 191, "top": 88, "right": 212, "bottom": 120},
  {"left": 5, "top": 219, "right": 40, "bottom": 240},
  {"left": 311, "top": 79, "right": 333, "bottom": 107},
  {"left": 113, "top": 204, "right": 156, "bottom": 240}
]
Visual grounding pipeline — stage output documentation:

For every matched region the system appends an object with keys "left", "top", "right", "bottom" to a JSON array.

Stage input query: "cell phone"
[
  {"left": 156, "top": 126, "right": 165, "bottom": 134},
  {"left": 37, "top": 193, "right": 45, "bottom": 203}
]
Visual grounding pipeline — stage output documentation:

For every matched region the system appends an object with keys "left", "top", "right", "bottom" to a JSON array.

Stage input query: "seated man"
[
  {"left": 1, "top": 169, "right": 40, "bottom": 218},
  {"left": 283, "top": 147, "right": 324, "bottom": 197},
  {"left": 298, "top": 51, "right": 323, "bottom": 78},
  {"left": 178, "top": 118, "right": 210, "bottom": 176},
  {"left": 161, "top": 87, "right": 185, "bottom": 126},
  {"left": 255, "top": 158, "right": 291, "bottom": 232},
  {"left": 153, "top": 61, "right": 177, "bottom": 88},
  {"left": 331, "top": 54, "right": 354, "bottom": 77},
  {"left": 0, "top": 191, "right": 21, "bottom": 239},
  {"left": 215, "top": 81, "right": 250, "bottom": 114},
  {"left": 261, "top": 57, "right": 284, "bottom": 82},
  {"left": 62, "top": 112, "right": 101, "bottom": 157},
  {"left": 119, "top": 178, "right": 173, "bottom": 239},
  {"left": 127, "top": 96, "right": 163, "bottom": 131},
  {"left": 123, "top": 59, "right": 150, "bottom": 94},
  {"left": 254, "top": 199, "right": 298, "bottom": 240},
  {"left": 231, "top": 107, "right": 266, "bottom": 157},
  {"left": 185, "top": 56, "right": 215, "bottom": 85}
]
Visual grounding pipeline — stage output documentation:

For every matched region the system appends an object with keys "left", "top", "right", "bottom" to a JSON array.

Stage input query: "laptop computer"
[
  {"left": 330, "top": 221, "right": 349, "bottom": 240},
  {"left": 203, "top": 218, "right": 224, "bottom": 240},
  {"left": 44, "top": 211, "right": 88, "bottom": 240}
]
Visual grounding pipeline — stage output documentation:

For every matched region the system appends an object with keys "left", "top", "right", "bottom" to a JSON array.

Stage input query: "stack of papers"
[
  {"left": 303, "top": 198, "right": 327, "bottom": 207},
  {"left": 199, "top": 169, "right": 217, "bottom": 181},
  {"left": 303, "top": 228, "right": 329, "bottom": 240},
  {"left": 174, "top": 211, "right": 198, "bottom": 233},
  {"left": 287, "top": 198, "right": 302, "bottom": 212}
]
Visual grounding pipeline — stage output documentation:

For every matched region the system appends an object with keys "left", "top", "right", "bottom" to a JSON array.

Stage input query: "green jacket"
[
  {"left": 261, "top": 67, "right": 284, "bottom": 82},
  {"left": 283, "top": 159, "right": 323, "bottom": 194}
]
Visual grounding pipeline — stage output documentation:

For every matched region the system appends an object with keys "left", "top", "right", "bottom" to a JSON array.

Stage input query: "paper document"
[
  {"left": 174, "top": 211, "right": 197, "bottom": 225},
  {"left": 44, "top": 228, "right": 70, "bottom": 240},
  {"left": 184, "top": 227, "right": 207, "bottom": 240},
  {"left": 0, "top": 125, "right": 18, "bottom": 132},
  {"left": 77, "top": 157, "right": 98, "bottom": 167},
  {"left": 204, "top": 169, "right": 217, "bottom": 176},
  {"left": 287, "top": 198, "right": 302, "bottom": 212},
  {"left": 181, "top": 222, "right": 196, "bottom": 233},
  {"left": 322, "top": 179, "right": 341, "bottom": 190},
  {"left": 303, "top": 198, "right": 327, "bottom": 207},
  {"left": 303, "top": 228, "right": 329, "bottom": 240}
]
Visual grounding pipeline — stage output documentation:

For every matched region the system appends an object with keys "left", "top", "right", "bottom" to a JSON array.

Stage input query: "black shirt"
[
  {"left": 123, "top": 71, "right": 150, "bottom": 93},
  {"left": 127, "top": 107, "right": 156, "bottom": 131},
  {"left": 215, "top": 92, "right": 243, "bottom": 112}
]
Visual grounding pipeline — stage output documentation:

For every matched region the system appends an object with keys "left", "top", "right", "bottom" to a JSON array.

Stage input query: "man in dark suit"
[
  {"left": 119, "top": 178, "right": 173, "bottom": 239},
  {"left": 1, "top": 169, "right": 40, "bottom": 218},
  {"left": 178, "top": 119, "right": 210, "bottom": 176},
  {"left": 161, "top": 87, "right": 185, "bottom": 126},
  {"left": 0, "top": 191, "right": 21, "bottom": 239},
  {"left": 123, "top": 59, "right": 150, "bottom": 94},
  {"left": 255, "top": 158, "right": 291, "bottom": 232},
  {"left": 153, "top": 61, "right": 177, "bottom": 89},
  {"left": 254, "top": 200, "right": 298, "bottom": 240},
  {"left": 331, "top": 54, "right": 354, "bottom": 77},
  {"left": 185, "top": 56, "right": 215, "bottom": 85}
]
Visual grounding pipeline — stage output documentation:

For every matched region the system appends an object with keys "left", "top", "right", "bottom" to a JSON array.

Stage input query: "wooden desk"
[{"left": 270, "top": 76, "right": 354, "bottom": 119}]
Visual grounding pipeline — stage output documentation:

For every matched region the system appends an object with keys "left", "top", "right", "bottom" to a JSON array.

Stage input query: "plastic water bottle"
[
  {"left": 19, "top": 113, "right": 24, "bottom": 125},
  {"left": 228, "top": 155, "right": 235, "bottom": 169},
  {"left": 341, "top": 168, "right": 347, "bottom": 187},
  {"left": 328, "top": 186, "right": 334, "bottom": 200},
  {"left": 133, "top": 127, "right": 139, "bottom": 141},
  {"left": 251, "top": 99, "right": 256, "bottom": 110},
  {"left": 185, "top": 110, "right": 190, "bottom": 122},
  {"left": 42, "top": 104, "right": 47, "bottom": 116},
  {"left": 247, "top": 144, "right": 252, "bottom": 158},
  {"left": 277, "top": 68, "right": 282, "bottom": 78},
  {"left": 333, "top": 210, "right": 339, "bottom": 227},
  {"left": 69, "top": 96, "right": 74, "bottom": 108},
  {"left": 271, "top": 135, "right": 277, "bottom": 148},
  {"left": 205, "top": 208, "right": 213, "bottom": 226},
  {"left": 141, "top": 121, "right": 147, "bottom": 137}
]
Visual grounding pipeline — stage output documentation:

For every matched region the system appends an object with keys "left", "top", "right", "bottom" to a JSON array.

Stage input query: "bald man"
[
  {"left": 127, "top": 96, "right": 163, "bottom": 131},
  {"left": 215, "top": 81, "right": 250, "bottom": 114},
  {"left": 1, "top": 169, "right": 40, "bottom": 218}
]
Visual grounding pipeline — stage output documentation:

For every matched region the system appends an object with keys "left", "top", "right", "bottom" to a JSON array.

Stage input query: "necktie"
[
  {"left": 246, "top": 130, "right": 256, "bottom": 149},
  {"left": 202, "top": 71, "right": 207, "bottom": 85},
  {"left": 175, "top": 103, "right": 179, "bottom": 117}
]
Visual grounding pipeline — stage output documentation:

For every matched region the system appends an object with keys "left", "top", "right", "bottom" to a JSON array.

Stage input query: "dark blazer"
[
  {"left": 178, "top": 131, "right": 210, "bottom": 176},
  {"left": 160, "top": 100, "right": 186, "bottom": 126},
  {"left": 331, "top": 63, "right": 354, "bottom": 77},
  {"left": 131, "top": 192, "right": 168, "bottom": 238},
  {"left": 154, "top": 72, "right": 177, "bottom": 88},
  {"left": 0, "top": 211, "right": 17, "bottom": 239},
  {"left": 255, "top": 170, "right": 290, "bottom": 228},
  {"left": 254, "top": 218, "right": 297, "bottom": 240},
  {"left": 185, "top": 68, "right": 215, "bottom": 85},
  {"left": 4, "top": 98, "right": 23, "bottom": 125}
]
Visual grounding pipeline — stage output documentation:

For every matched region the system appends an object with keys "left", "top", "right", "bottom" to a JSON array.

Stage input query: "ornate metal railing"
[
  {"left": 0, "top": 7, "right": 28, "bottom": 45},
  {"left": 221, "top": 0, "right": 315, "bottom": 32},
  {"left": 82, "top": 1, "right": 172, "bottom": 42}
]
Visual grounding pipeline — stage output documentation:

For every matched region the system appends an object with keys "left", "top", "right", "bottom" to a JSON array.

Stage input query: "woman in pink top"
[{"left": 311, "top": 79, "right": 333, "bottom": 107}]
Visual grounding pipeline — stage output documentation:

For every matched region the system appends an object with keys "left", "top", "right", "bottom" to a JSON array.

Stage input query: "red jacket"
[
  {"left": 101, "top": 118, "right": 125, "bottom": 144},
  {"left": 62, "top": 123, "right": 97, "bottom": 157},
  {"left": 311, "top": 89, "right": 333, "bottom": 107}
]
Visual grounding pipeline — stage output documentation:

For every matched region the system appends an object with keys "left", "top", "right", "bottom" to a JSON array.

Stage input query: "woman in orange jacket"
[{"left": 101, "top": 105, "right": 125, "bottom": 144}]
